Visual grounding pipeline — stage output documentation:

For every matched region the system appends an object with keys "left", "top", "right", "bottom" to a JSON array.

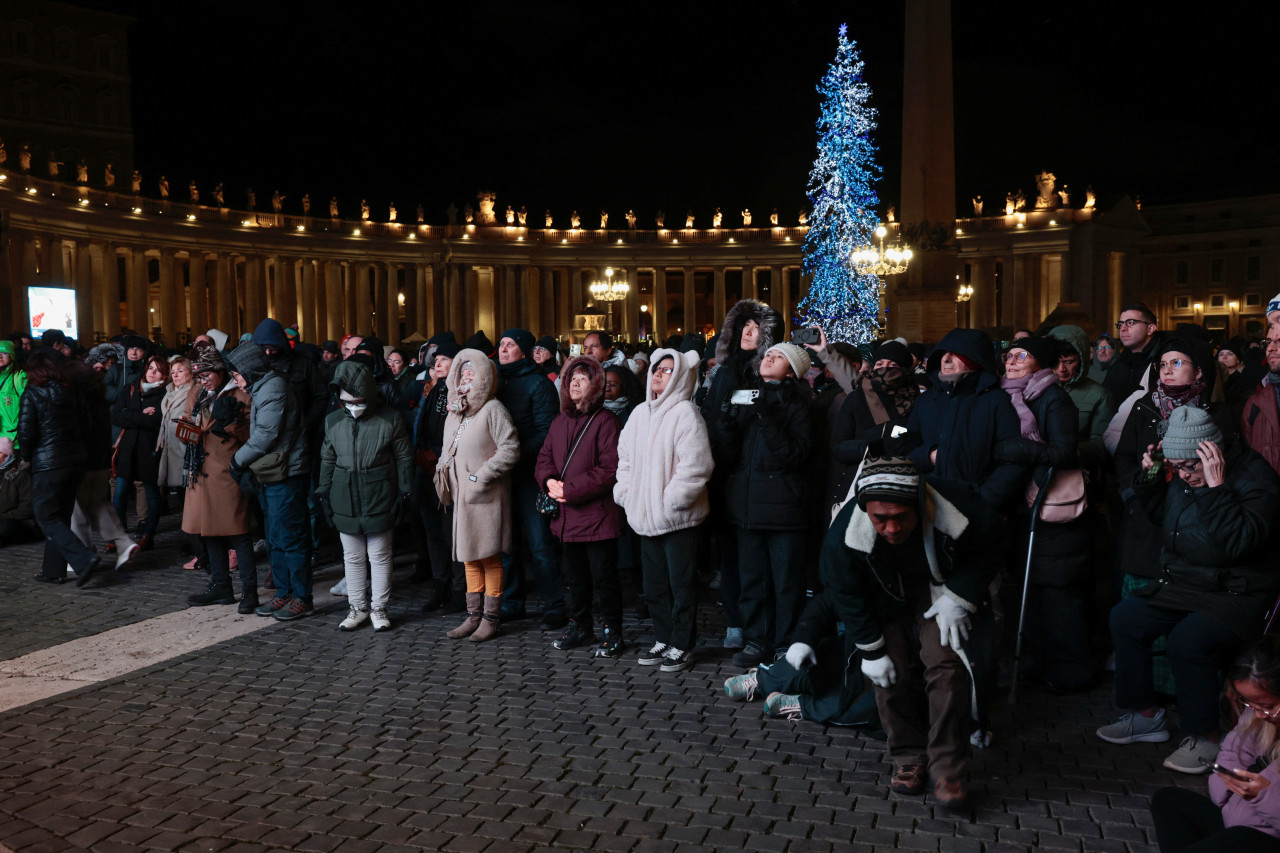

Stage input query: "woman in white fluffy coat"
[{"left": 614, "top": 348, "right": 713, "bottom": 672}]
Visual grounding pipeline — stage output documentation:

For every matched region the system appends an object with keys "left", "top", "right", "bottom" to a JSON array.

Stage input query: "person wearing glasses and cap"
[
  {"left": 1099, "top": 406, "right": 1280, "bottom": 775},
  {"left": 1104, "top": 303, "right": 1163, "bottom": 403}
]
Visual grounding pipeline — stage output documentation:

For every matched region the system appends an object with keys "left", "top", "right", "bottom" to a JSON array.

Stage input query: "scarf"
[
  {"left": 1152, "top": 379, "right": 1206, "bottom": 420},
  {"left": 603, "top": 396, "right": 630, "bottom": 417},
  {"left": 863, "top": 365, "right": 918, "bottom": 421},
  {"left": 141, "top": 379, "right": 165, "bottom": 393},
  {"left": 1000, "top": 368, "right": 1059, "bottom": 443}
]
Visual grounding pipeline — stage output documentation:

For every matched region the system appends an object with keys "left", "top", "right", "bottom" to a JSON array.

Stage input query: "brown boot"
[
  {"left": 447, "top": 593, "right": 484, "bottom": 638},
  {"left": 469, "top": 595, "right": 503, "bottom": 642}
]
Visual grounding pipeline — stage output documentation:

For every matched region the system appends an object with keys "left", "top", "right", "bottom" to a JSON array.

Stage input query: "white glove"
[
  {"left": 785, "top": 643, "right": 817, "bottom": 670},
  {"left": 923, "top": 595, "right": 971, "bottom": 649},
  {"left": 860, "top": 655, "right": 897, "bottom": 688}
]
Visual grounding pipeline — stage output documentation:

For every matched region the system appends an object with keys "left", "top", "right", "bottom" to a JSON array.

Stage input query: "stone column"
[
  {"left": 299, "top": 260, "right": 317, "bottom": 343},
  {"left": 571, "top": 267, "right": 585, "bottom": 321},
  {"left": 447, "top": 264, "right": 464, "bottom": 339},
  {"left": 771, "top": 266, "right": 790, "bottom": 338},
  {"left": 743, "top": 266, "right": 757, "bottom": 300},
  {"left": 188, "top": 253, "right": 208, "bottom": 336},
  {"left": 212, "top": 254, "right": 233, "bottom": 337},
  {"left": 402, "top": 263, "right": 420, "bottom": 339},
  {"left": 682, "top": 267, "right": 695, "bottom": 334},
  {"left": 622, "top": 266, "right": 638, "bottom": 343},
  {"left": 127, "top": 247, "right": 149, "bottom": 335},
  {"left": 3, "top": 232, "right": 26, "bottom": 334},
  {"left": 354, "top": 263, "right": 373, "bottom": 335},
  {"left": 713, "top": 267, "right": 726, "bottom": 331},
  {"left": 502, "top": 264, "right": 518, "bottom": 333},
  {"left": 244, "top": 256, "right": 265, "bottom": 329},
  {"left": 376, "top": 262, "right": 395, "bottom": 343},
  {"left": 95, "top": 243, "right": 120, "bottom": 338},
  {"left": 653, "top": 267, "right": 668, "bottom": 342},
  {"left": 73, "top": 242, "right": 94, "bottom": 341},
  {"left": 156, "top": 249, "right": 180, "bottom": 345},
  {"left": 555, "top": 268, "right": 572, "bottom": 337},
  {"left": 323, "top": 261, "right": 343, "bottom": 340},
  {"left": 420, "top": 263, "right": 435, "bottom": 339},
  {"left": 525, "top": 266, "right": 543, "bottom": 336}
]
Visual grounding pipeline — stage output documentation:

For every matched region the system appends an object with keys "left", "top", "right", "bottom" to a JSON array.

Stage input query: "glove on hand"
[
  {"left": 860, "top": 655, "right": 897, "bottom": 688},
  {"left": 923, "top": 595, "right": 972, "bottom": 649},
  {"left": 210, "top": 395, "right": 242, "bottom": 438},
  {"left": 314, "top": 491, "right": 335, "bottom": 528},
  {"left": 785, "top": 643, "right": 817, "bottom": 670}
]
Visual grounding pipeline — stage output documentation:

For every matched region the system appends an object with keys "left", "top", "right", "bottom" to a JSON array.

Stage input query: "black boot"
[
  {"left": 189, "top": 581, "right": 236, "bottom": 606},
  {"left": 422, "top": 581, "right": 451, "bottom": 613},
  {"left": 238, "top": 584, "right": 260, "bottom": 614},
  {"left": 441, "top": 589, "right": 467, "bottom": 614}
]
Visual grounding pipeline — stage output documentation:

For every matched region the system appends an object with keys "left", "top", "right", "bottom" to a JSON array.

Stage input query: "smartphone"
[
  {"left": 1142, "top": 449, "right": 1165, "bottom": 483},
  {"left": 791, "top": 327, "right": 821, "bottom": 346},
  {"left": 729, "top": 389, "right": 759, "bottom": 405},
  {"left": 1199, "top": 759, "right": 1247, "bottom": 780}
]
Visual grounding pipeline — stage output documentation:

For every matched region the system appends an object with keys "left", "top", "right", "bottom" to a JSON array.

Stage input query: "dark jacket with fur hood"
[
  {"left": 534, "top": 356, "right": 622, "bottom": 542},
  {"left": 701, "top": 298, "right": 784, "bottom": 470}
]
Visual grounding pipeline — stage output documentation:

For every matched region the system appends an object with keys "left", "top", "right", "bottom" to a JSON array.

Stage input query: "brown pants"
[{"left": 874, "top": 585, "right": 972, "bottom": 781}]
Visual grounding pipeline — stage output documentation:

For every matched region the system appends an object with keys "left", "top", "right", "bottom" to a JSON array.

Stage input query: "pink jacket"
[{"left": 1208, "top": 711, "right": 1280, "bottom": 838}]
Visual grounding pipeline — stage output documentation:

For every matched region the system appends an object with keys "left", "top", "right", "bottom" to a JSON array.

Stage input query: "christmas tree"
[{"left": 797, "top": 24, "right": 884, "bottom": 344}]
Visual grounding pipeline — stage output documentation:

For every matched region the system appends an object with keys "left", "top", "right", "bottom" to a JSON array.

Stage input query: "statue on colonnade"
[
  {"left": 655, "top": 210, "right": 665, "bottom": 228},
  {"left": 464, "top": 204, "right": 474, "bottom": 224},
  {"left": 272, "top": 190, "right": 284, "bottom": 213},
  {"left": 302, "top": 193, "right": 311, "bottom": 214},
  {"left": 1084, "top": 186, "right": 1096, "bottom": 209},
  {"left": 797, "top": 209, "right": 807, "bottom": 225},
  {"left": 418, "top": 204, "right": 425, "bottom": 223},
  {"left": 388, "top": 202, "right": 397, "bottom": 222},
  {"left": 360, "top": 199, "right": 370, "bottom": 220},
  {"left": 518, "top": 206, "right": 527, "bottom": 226},
  {"left": 188, "top": 180, "right": 199, "bottom": 203},
  {"left": 600, "top": 210, "right": 608, "bottom": 228},
  {"left": 331, "top": 197, "right": 340, "bottom": 217},
  {"left": 0, "top": 139, "right": 6, "bottom": 166},
  {"left": 1005, "top": 189, "right": 1025, "bottom": 215},
  {"left": 505, "top": 205, "right": 515, "bottom": 225},
  {"left": 104, "top": 164, "right": 115, "bottom": 188},
  {"left": 247, "top": 188, "right": 256, "bottom": 209},
  {"left": 131, "top": 170, "right": 141, "bottom": 193},
  {"left": 544, "top": 210, "right": 553, "bottom": 227},
  {"left": 213, "top": 183, "right": 224, "bottom": 206},
  {"left": 20, "top": 144, "right": 32, "bottom": 172},
  {"left": 1058, "top": 185, "right": 1069, "bottom": 207},
  {"left": 972, "top": 195, "right": 983, "bottom": 216},
  {"left": 740, "top": 208, "right": 751, "bottom": 226},
  {"left": 159, "top": 175, "right": 169, "bottom": 198},
  {"left": 626, "top": 210, "right": 636, "bottom": 229},
  {"left": 47, "top": 151, "right": 61, "bottom": 178},
  {"left": 1034, "top": 171, "right": 1056, "bottom": 209},
  {"left": 887, "top": 206, "right": 896, "bottom": 223},
  {"left": 76, "top": 159, "right": 88, "bottom": 183},
  {"left": 571, "top": 211, "right": 581, "bottom": 229},
  {"left": 477, "top": 192, "right": 496, "bottom": 225},
  {"left": 685, "top": 210, "right": 694, "bottom": 228},
  {"left": 713, "top": 208, "right": 722, "bottom": 227}
]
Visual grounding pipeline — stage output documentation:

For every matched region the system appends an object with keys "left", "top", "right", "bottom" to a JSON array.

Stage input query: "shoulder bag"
[{"left": 537, "top": 411, "right": 599, "bottom": 520}]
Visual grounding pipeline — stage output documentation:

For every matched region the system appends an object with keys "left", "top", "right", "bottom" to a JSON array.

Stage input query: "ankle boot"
[
  {"left": 238, "top": 584, "right": 260, "bottom": 615},
  {"left": 189, "top": 581, "right": 236, "bottom": 606},
  {"left": 422, "top": 581, "right": 451, "bottom": 613},
  {"left": 470, "top": 595, "right": 503, "bottom": 643},
  {"left": 447, "top": 593, "right": 484, "bottom": 638}
]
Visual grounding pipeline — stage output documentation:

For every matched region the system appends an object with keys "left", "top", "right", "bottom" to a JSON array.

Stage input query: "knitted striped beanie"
[{"left": 855, "top": 457, "right": 921, "bottom": 509}]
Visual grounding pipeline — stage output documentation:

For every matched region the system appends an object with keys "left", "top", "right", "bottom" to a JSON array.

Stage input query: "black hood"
[{"left": 926, "top": 328, "right": 999, "bottom": 374}]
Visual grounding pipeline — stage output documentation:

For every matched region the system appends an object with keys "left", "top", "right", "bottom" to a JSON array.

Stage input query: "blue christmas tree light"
[{"left": 797, "top": 24, "right": 885, "bottom": 344}]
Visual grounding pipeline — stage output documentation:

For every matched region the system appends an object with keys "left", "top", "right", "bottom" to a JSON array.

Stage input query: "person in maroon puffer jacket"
[{"left": 535, "top": 355, "right": 623, "bottom": 658}]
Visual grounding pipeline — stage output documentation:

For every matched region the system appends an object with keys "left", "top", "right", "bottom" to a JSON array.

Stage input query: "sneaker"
[
  {"left": 553, "top": 621, "right": 596, "bottom": 650},
  {"left": 638, "top": 642, "right": 670, "bottom": 666},
  {"left": 114, "top": 542, "right": 141, "bottom": 571},
  {"left": 330, "top": 578, "right": 347, "bottom": 596},
  {"left": 1096, "top": 709, "right": 1170, "bottom": 745},
  {"left": 731, "top": 642, "right": 767, "bottom": 669},
  {"left": 255, "top": 596, "right": 292, "bottom": 617},
  {"left": 339, "top": 608, "right": 369, "bottom": 631},
  {"left": 934, "top": 776, "right": 968, "bottom": 811},
  {"left": 890, "top": 764, "right": 926, "bottom": 795},
  {"left": 763, "top": 692, "right": 803, "bottom": 720},
  {"left": 253, "top": 538, "right": 267, "bottom": 557},
  {"left": 370, "top": 609, "right": 391, "bottom": 632},
  {"left": 273, "top": 598, "right": 315, "bottom": 621},
  {"left": 660, "top": 647, "right": 693, "bottom": 673},
  {"left": 595, "top": 626, "right": 624, "bottom": 658},
  {"left": 723, "top": 669, "right": 759, "bottom": 701},
  {"left": 723, "top": 627, "right": 745, "bottom": 650},
  {"left": 182, "top": 556, "right": 200, "bottom": 571},
  {"left": 1163, "top": 736, "right": 1219, "bottom": 774}
]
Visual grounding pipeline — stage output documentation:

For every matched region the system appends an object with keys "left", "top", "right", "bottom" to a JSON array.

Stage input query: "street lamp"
[{"left": 852, "top": 225, "right": 913, "bottom": 276}]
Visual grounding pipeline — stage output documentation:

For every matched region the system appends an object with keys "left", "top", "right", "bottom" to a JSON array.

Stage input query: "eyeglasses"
[
  {"left": 1001, "top": 351, "right": 1030, "bottom": 363},
  {"left": 1167, "top": 459, "right": 1203, "bottom": 473},
  {"left": 655, "top": 367, "right": 675, "bottom": 375},
  {"left": 1242, "top": 700, "right": 1280, "bottom": 720},
  {"left": 1266, "top": 339, "right": 1280, "bottom": 351},
  {"left": 1095, "top": 344, "right": 1114, "bottom": 351},
  {"left": 1115, "top": 318, "right": 1151, "bottom": 330},
  {"left": 1159, "top": 359, "right": 1190, "bottom": 371}
]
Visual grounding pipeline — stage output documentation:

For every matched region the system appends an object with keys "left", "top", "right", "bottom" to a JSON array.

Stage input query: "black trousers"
[
  {"left": 640, "top": 526, "right": 700, "bottom": 652},
  {"left": 563, "top": 539, "right": 621, "bottom": 631},
  {"left": 33, "top": 467, "right": 95, "bottom": 580},
  {"left": 1151, "top": 786, "right": 1280, "bottom": 852}
]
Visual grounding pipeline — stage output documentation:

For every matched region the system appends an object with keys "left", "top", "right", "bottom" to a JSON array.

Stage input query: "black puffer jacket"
[
  {"left": 829, "top": 368, "right": 918, "bottom": 507},
  {"left": 1130, "top": 445, "right": 1280, "bottom": 635},
  {"left": 496, "top": 356, "right": 558, "bottom": 473},
  {"left": 111, "top": 380, "right": 164, "bottom": 483},
  {"left": 903, "top": 329, "right": 1025, "bottom": 509},
  {"left": 17, "top": 380, "right": 87, "bottom": 473},
  {"left": 700, "top": 298, "right": 783, "bottom": 444},
  {"left": 718, "top": 378, "right": 814, "bottom": 531}
]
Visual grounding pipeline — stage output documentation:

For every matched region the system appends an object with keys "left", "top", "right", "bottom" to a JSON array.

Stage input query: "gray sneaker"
[
  {"left": 1096, "top": 708, "right": 1170, "bottom": 744},
  {"left": 1163, "top": 736, "right": 1218, "bottom": 774},
  {"left": 330, "top": 578, "right": 348, "bottom": 597}
]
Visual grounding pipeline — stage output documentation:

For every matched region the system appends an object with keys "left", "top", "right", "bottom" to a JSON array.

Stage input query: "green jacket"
[
  {"left": 1047, "top": 325, "right": 1115, "bottom": 470},
  {"left": 0, "top": 367, "right": 28, "bottom": 446},
  {"left": 318, "top": 361, "right": 414, "bottom": 536}
]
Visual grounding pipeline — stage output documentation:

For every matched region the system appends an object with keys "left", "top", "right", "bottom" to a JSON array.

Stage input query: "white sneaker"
[
  {"left": 1097, "top": 708, "right": 1170, "bottom": 744},
  {"left": 371, "top": 609, "right": 391, "bottom": 632},
  {"left": 660, "top": 647, "right": 693, "bottom": 673},
  {"left": 253, "top": 538, "right": 267, "bottom": 557},
  {"left": 115, "top": 542, "right": 141, "bottom": 570},
  {"left": 338, "top": 608, "right": 369, "bottom": 631},
  {"left": 330, "top": 578, "right": 347, "bottom": 596},
  {"left": 1163, "top": 736, "right": 1219, "bottom": 774},
  {"left": 66, "top": 563, "right": 75, "bottom": 576}
]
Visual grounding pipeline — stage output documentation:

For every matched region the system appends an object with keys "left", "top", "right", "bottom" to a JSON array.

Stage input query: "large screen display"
[{"left": 28, "top": 286, "right": 78, "bottom": 341}]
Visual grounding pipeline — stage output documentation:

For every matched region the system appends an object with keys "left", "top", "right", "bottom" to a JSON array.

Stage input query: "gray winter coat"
[{"left": 225, "top": 342, "right": 308, "bottom": 477}]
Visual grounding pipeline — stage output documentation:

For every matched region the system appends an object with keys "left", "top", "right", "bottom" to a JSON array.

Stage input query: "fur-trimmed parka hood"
[
  {"left": 714, "top": 298, "right": 783, "bottom": 373},
  {"left": 558, "top": 355, "right": 605, "bottom": 415},
  {"left": 446, "top": 347, "right": 498, "bottom": 409}
]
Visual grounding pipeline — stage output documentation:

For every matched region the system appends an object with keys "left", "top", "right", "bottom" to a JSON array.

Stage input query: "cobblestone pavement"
[{"left": 0, "top": 517, "right": 1207, "bottom": 852}]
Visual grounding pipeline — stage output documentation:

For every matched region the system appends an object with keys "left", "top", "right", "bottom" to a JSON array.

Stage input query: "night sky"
[{"left": 85, "top": 1, "right": 1273, "bottom": 225}]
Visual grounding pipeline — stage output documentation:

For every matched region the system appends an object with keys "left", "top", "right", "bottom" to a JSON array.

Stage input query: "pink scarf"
[{"left": 1000, "top": 368, "right": 1059, "bottom": 443}]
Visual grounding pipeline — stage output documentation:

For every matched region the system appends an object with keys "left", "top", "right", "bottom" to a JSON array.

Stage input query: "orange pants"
[{"left": 464, "top": 555, "right": 504, "bottom": 598}]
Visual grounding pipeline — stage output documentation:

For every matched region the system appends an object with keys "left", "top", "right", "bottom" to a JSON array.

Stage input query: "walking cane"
[{"left": 1008, "top": 467, "right": 1054, "bottom": 705}]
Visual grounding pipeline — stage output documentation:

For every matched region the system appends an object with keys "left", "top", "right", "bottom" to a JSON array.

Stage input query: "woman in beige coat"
[{"left": 435, "top": 349, "right": 520, "bottom": 642}]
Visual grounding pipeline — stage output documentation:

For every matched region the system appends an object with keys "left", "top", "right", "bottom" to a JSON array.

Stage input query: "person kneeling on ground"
[
  {"left": 1098, "top": 406, "right": 1280, "bottom": 774},
  {"left": 1150, "top": 635, "right": 1280, "bottom": 852},
  {"left": 318, "top": 360, "right": 414, "bottom": 633},
  {"left": 722, "top": 589, "right": 883, "bottom": 736},
  {"left": 820, "top": 457, "right": 1008, "bottom": 810}
]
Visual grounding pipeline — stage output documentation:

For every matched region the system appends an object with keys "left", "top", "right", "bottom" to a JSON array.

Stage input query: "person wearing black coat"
[
  {"left": 411, "top": 342, "right": 465, "bottom": 612},
  {"left": 17, "top": 352, "right": 101, "bottom": 585},
  {"left": 993, "top": 336, "right": 1093, "bottom": 691},
  {"left": 111, "top": 355, "right": 167, "bottom": 550},
  {"left": 717, "top": 343, "right": 815, "bottom": 669},
  {"left": 495, "top": 328, "right": 565, "bottom": 626},
  {"left": 901, "top": 328, "right": 1026, "bottom": 511}
]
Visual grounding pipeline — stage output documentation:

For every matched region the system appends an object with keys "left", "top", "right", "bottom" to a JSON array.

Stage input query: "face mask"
[{"left": 344, "top": 402, "right": 367, "bottom": 419}]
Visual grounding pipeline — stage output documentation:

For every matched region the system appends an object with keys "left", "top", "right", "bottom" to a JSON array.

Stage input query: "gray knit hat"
[
  {"left": 765, "top": 342, "right": 811, "bottom": 379},
  {"left": 855, "top": 457, "right": 921, "bottom": 509},
  {"left": 1162, "top": 406, "right": 1223, "bottom": 460}
]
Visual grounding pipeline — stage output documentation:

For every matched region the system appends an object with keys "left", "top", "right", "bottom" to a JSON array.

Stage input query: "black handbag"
[{"left": 537, "top": 411, "right": 598, "bottom": 520}]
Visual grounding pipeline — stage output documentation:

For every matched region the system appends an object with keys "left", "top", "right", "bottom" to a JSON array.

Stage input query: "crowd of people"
[{"left": 4, "top": 291, "right": 1280, "bottom": 838}]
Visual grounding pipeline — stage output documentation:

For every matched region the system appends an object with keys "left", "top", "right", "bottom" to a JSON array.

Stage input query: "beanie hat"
[
  {"left": 871, "top": 340, "right": 913, "bottom": 372},
  {"left": 534, "top": 335, "right": 558, "bottom": 354},
  {"left": 1162, "top": 406, "right": 1224, "bottom": 460},
  {"left": 765, "top": 342, "right": 811, "bottom": 379},
  {"left": 192, "top": 348, "right": 226, "bottom": 376},
  {"left": 1005, "top": 336, "right": 1059, "bottom": 370},
  {"left": 500, "top": 328, "right": 535, "bottom": 359},
  {"left": 0, "top": 341, "right": 15, "bottom": 357},
  {"left": 855, "top": 457, "right": 921, "bottom": 509},
  {"left": 702, "top": 335, "right": 719, "bottom": 362},
  {"left": 321, "top": 339, "right": 340, "bottom": 355},
  {"left": 465, "top": 330, "right": 494, "bottom": 355},
  {"left": 434, "top": 341, "right": 462, "bottom": 360},
  {"left": 1268, "top": 292, "right": 1280, "bottom": 321},
  {"left": 123, "top": 334, "right": 149, "bottom": 352}
]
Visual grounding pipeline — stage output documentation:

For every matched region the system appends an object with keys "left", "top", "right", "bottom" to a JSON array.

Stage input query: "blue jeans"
[
  {"left": 502, "top": 472, "right": 564, "bottom": 615},
  {"left": 737, "top": 528, "right": 807, "bottom": 653},
  {"left": 112, "top": 477, "right": 162, "bottom": 538},
  {"left": 258, "top": 474, "right": 313, "bottom": 602},
  {"left": 1110, "top": 596, "right": 1240, "bottom": 735}
]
